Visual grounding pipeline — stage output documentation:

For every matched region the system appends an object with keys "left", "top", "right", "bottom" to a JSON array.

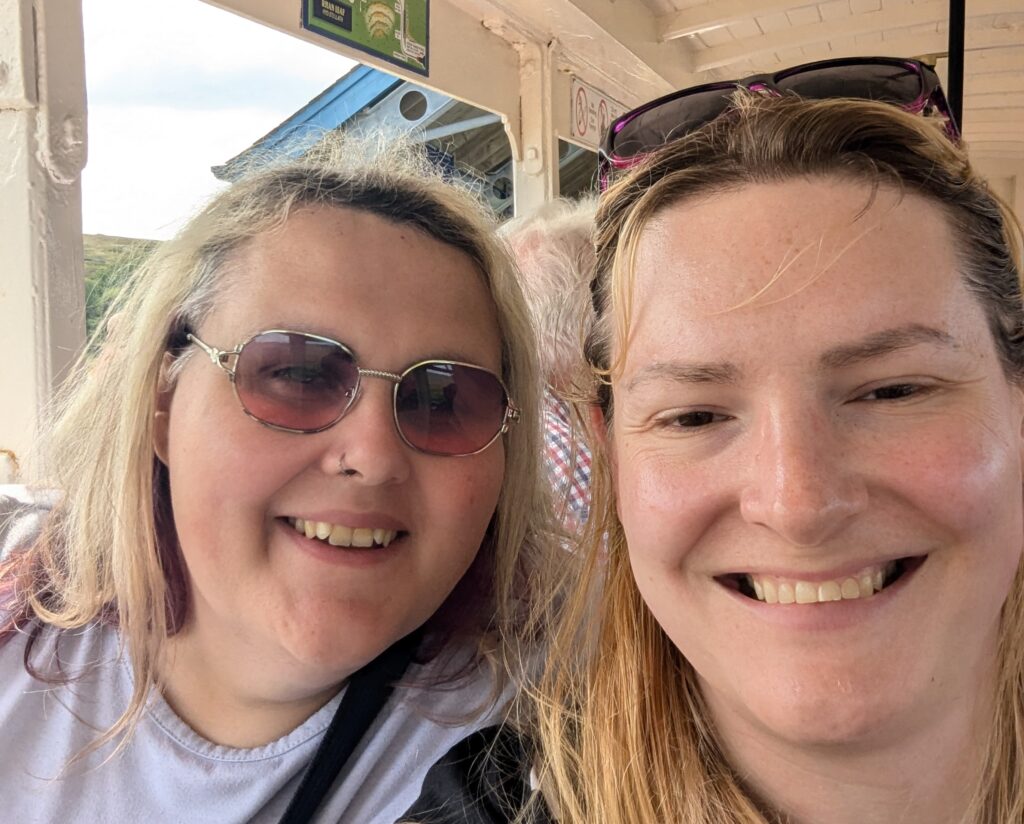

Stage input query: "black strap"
[{"left": 277, "top": 630, "right": 421, "bottom": 824}]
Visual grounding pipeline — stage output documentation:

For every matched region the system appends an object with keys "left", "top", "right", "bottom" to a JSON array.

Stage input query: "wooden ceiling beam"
[
  {"left": 658, "top": 0, "right": 807, "bottom": 42},
  {"left": 693, "top": 0, "right": 1009, "bottom": 73},
  {"left": 963, "top": 74, "right": 1024, "bottom": 95},
  {"left": 962, "top": 109, "right": 1024, "bottom": 124},
  {"left": 963, "top": 51, "right": 1024, "bottom": 74},
  {"left": 968, "top": 142, "right": 1024, "bottom": 152},
  {"left": 766, "top": 27, "right": 1024, "bottom": 72}
]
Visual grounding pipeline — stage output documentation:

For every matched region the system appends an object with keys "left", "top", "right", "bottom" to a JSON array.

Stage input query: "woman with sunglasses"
[
  {"left": 0, "top": 139, "right": 549, "bottom": 823},
  {"left": 529, "top": 89, "right": 1024, "bottom": 824}
]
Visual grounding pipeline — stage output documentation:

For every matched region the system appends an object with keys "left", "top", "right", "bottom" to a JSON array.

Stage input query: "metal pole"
[{"left": 947, "top": 0, "right": 965, "bottom": 130}]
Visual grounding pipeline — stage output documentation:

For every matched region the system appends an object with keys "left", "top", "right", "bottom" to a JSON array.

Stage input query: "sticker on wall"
[
  {"left": 302, "top": 0, "right": 429, "bottom": 76},
  {"left": 569, "top": 76, "right": 626, "bottom": 151}
]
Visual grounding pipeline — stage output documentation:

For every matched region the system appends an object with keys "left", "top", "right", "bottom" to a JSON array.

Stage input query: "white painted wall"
[
  {"left": 0, "top": 0, "right": 87, "bottom": 476},
  {"left": 975, "top": 158, "right": 1024, "bottom": 219}
]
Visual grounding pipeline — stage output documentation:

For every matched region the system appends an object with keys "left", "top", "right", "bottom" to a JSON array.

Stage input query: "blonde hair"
[
  {"left": 531, "top": 94, "right": 1024, "bottom": 824},
  {"left": 1, "top": 134, "right": 550, "bottom": 758}
]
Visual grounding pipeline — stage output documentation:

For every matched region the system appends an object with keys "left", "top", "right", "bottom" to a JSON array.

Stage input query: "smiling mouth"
[
  {"left": 718, "top": 556, "right": 927, "bottom": 604},
  {"left": 285, "top": 517, "right": 404, "bottom": 549}
]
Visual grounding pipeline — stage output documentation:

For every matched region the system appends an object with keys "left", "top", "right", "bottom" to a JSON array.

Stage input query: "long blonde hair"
[
  {"left": 532, "top": 94, "right": 1024, "bottom": 824},
  {"left": 1, "top": 134, "right": 550, "bottom": 757}
]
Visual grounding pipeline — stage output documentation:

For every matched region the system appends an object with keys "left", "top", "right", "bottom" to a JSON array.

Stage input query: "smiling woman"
[
  {"left": 530, "top": 92, "right": 1024, "bottom": 824},
  {"left": 0, "top": 136, "right": 549, "bottom": 823}
]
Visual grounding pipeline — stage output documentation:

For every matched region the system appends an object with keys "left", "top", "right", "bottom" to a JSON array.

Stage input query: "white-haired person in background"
[{"left": 501, "top": 198, "right": 597, "bottom": 535}]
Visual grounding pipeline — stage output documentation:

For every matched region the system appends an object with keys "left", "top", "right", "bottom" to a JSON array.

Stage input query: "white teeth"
[
  {"left": 794, "top": 581, "right": 817, "bottom": 604},
  {"left": 818, "top": 581, "right": 842, "bottom": 602},
  {"left": 744, "top": 561, "right": 898, "bottom": 605},
  {"left": 288, "top": 518, "right": 398, "bottom": 549}
]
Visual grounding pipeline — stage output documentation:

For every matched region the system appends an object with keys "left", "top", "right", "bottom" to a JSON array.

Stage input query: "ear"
[{"left": 153, "top": 352, "right": 175, "bottom": 466}]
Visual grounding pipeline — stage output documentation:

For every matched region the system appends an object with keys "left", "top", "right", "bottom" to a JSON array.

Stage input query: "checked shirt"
[{"left": 542, "top": 391, "right": 591, "bottom": 531}]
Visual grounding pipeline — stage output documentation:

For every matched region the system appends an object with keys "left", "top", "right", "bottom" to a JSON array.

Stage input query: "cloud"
[
  {"left": 81, "top": 0, "right": 357, "bottom": 239},
  {"left": 83, "top": 104, "right": 273, "bottom": 239},
  {"left": 84, "top": 0, "right": 355, "bottom": 87},
  {"left": 88, "top": 64, "right": 335, "bottom": 112}
]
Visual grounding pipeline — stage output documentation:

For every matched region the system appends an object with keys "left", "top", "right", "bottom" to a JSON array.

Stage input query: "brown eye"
[
  {"left": 863, "top": 383, "right": 921, "bottom": 401},
  {"left": 675, "top": 411, "right": 720, "bottom": 428}
]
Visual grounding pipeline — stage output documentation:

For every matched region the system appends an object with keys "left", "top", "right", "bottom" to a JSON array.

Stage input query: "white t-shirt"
[{"left": 0, "top": 488, "right": 513, "bottom": 824}]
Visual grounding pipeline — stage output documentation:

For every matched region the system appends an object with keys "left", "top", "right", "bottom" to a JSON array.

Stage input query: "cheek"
[
  {"left": 431, "top": 452, "right": 505, "bottom": 551},
  {"left": 613, "top": 444, "right": 726, "bottom": 570},
  {"left": 166, "top": 375, "right": 297, "bottom": 551},
  {"left": 888, "top": 419, "right": 1024, "bottom": 595},
  {"left": 886, "top": 415, "right": 1022, "bottom": 540}
]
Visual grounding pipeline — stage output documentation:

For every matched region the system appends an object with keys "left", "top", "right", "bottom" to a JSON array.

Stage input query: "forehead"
[
  {"left": 207, "top": 206, "right": 503, "bottom": 365},
  {"left": 621, "top": 178, "right": 984, "bottom": 368}
]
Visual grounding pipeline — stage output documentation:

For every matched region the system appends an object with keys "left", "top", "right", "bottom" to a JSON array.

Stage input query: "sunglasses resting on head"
[
  {"left": 599, "top": 56, "right": 959, "bottom": 188},
  {"left": 186, "top": 329, "right": 519, "bottom": 457}
]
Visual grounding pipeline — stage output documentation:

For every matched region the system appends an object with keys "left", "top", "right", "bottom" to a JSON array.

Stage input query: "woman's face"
[
  {"left": 609, "top": 178, "right": 1024, "bottom": 749},
  {"left": 159, "top": 206, "right": 505, "bottom": 695}
]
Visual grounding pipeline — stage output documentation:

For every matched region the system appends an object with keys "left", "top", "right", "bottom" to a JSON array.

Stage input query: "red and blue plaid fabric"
[{"left": 543, "top": 391, "right": 591, "bottom": 531}]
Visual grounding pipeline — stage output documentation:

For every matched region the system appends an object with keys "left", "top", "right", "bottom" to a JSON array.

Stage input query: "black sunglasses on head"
[{"left": 600, "top": 56, "right": 959, "bottom": 188}]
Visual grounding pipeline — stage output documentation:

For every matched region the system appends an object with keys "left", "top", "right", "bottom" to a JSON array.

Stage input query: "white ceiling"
[{"left": 642, "top": 0, "right": 1023, "bottom": 162}]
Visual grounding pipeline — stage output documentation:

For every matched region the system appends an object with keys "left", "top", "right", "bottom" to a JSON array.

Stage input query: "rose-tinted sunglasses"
[
  {"left": 600, "top": 56, "right": 959, "bottom": 188},
  {"left": 187, "top": 329, "right": 519, "bottom": 457}
]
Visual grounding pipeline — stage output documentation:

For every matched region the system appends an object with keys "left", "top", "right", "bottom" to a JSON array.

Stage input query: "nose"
[
  {"left": 739, "top": 410, "right": 867, "bottom": 547},
  {"left": 317, "top": 377, "right": 411, "bottom": 485}
]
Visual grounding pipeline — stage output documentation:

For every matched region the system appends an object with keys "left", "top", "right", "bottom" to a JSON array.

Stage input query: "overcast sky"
[{"left": 82, "top": 0, "right": 357, "bottom": 240}]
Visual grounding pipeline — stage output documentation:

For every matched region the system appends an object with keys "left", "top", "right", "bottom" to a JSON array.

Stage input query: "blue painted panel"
[{"left": 214, "top": 65, "right": 403, "bottom": 179}]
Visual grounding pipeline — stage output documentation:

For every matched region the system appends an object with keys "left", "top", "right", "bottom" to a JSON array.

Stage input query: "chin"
[
  {"left": 741, "top": 671, "right": 912, "bottom": 749},
  {"left": 767, "top": 702, "right": 886, "bottom": 748},
  {"left": 277, "top": 608, "right": 411, "bottom": 681}
]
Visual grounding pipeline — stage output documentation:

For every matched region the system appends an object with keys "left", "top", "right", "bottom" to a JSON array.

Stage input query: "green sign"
[{"left": 303, "top": 0, "right": 429, "bottom": 76}]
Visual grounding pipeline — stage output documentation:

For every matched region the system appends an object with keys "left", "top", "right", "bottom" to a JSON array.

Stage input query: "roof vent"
[{"left": 399, "top": 90, "right": 428, "bottom": 121}]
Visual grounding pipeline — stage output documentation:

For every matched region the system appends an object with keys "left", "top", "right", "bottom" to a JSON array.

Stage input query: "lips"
[{"left": 718, "top": 556, "right": 927, "bottom": 604}]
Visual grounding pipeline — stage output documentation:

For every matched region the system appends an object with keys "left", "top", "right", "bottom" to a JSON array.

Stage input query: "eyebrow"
[
  {"left": 622, "top": 324, "right": 959, "bottom": 393},
  {"left": 624, "top": 361, "right": 741, "bottom": 392},
  {"left": 819, "top": 324, "right": 959, "bottom": 370}
]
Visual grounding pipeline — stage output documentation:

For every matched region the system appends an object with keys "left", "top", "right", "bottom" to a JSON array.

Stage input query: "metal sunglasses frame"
[
  {"left": 599, "top": 56, "right": 959, "bottom": 187},
  {"left": 187, "top": 329, "right": 520, "bottom": 457}
]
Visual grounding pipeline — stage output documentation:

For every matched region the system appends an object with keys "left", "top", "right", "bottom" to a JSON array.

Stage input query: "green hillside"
[{"left": 84, "top": 234, "right": 157, "bottom": 340}]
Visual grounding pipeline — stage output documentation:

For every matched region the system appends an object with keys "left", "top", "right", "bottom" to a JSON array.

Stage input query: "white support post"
[
  {"left": 0, "top": 0, "right": 87, "bottom": 476},
  {"left": 512, "top": 40, "right": 559, "bottom": 218}
]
